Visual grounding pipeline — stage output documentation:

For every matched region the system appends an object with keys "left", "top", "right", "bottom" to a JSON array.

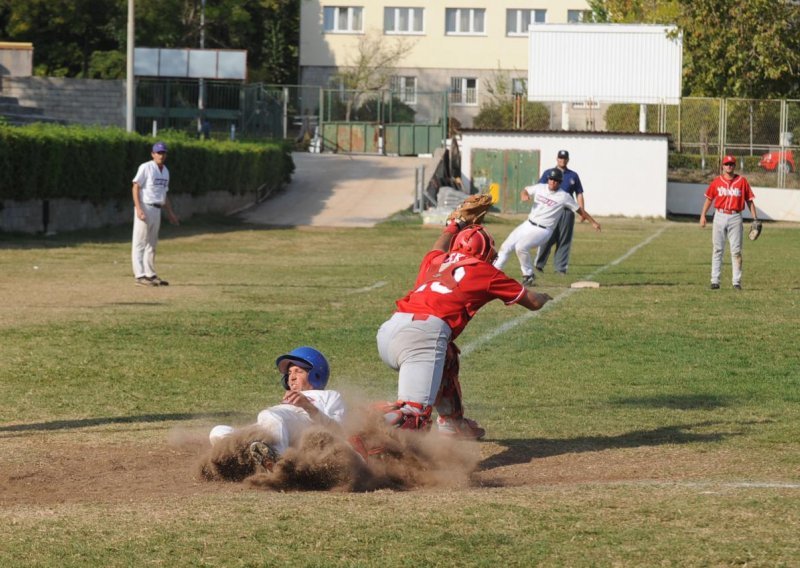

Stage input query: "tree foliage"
[{"left": 0, "top": 0, "right": 300, "bottom": 83}]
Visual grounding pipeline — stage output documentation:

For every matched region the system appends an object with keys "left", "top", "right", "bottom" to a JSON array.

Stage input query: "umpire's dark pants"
[{"left": 534, "top": 208, "right": 575, "bottom": 273}]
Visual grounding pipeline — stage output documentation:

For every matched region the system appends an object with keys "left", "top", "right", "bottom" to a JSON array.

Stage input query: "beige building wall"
[{"left": 300, "top": 1, "right": 592, "bottom": 128}]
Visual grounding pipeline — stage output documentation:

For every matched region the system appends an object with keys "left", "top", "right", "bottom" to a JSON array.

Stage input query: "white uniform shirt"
[
  {"left": 255, "top": 389, "right": 346, "bottom": 454},
  {"left": 132, "top": 160, "right": 170, "bottom": 205},
  {"left": 524, "top": 183, "right": 580, "bottom": 228}
]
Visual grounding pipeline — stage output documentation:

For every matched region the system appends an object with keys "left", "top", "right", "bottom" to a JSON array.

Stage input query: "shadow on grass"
[
  {"left": 0, "top": 411, "right": 250, "bottom": 435},
  {"left": 0, "top": 214, "right": 293, "bottom": 249},
  {"left": 611, "top": 393, "right": 732, "bottom": 410},
  {"left": 481, "top": 421, "right": 741, "bottom": 471}
]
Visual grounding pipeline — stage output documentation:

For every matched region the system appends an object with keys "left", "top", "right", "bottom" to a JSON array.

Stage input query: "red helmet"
[{"left": 449, "top": 225, "right": 497, "bottom": 263}]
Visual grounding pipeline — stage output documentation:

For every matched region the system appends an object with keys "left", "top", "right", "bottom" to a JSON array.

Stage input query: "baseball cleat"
[
  {"left": 249, "top": 441, "right": 279, "bottom": 472},
  {"left": 436, "top": 416, "right": 486, "bottom": 440},
  {"left": 710, "top": 283, "right": 720, "bottom": 290},
  {"left": 521, "top": 274, "right": 536, "bottom": 287},
  {"left": 733, "top": 284, "right": 742, "bottom": 290},
  {"left": 149, "top": 276, "right": 169, "bottom": 286},
  {"left": 135, "top": 277, "right": 158, "bottom": 287}
]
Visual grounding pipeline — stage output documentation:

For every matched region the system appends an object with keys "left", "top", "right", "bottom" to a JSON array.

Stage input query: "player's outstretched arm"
[
  {"left": 517, "top": 289, "right": 552, "bottom": 311},
  {"left": 577, "top": 207, "right": 601, "bottom": 231}
]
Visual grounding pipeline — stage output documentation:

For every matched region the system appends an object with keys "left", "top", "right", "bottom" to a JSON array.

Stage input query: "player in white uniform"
[
  {"left": 208, "top": 346, "right": 345, "bottom": 468},
  {"left": 493, "top": 168, "right": 601, "bottom": 285},
  {"left": 131, "top": 141, "right": 179, "bottom": 287}
]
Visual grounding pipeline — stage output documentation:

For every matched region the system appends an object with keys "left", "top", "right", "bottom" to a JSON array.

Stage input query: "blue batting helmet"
[{"left": 275, "top": 346, "right": 330, "bottom": 390}]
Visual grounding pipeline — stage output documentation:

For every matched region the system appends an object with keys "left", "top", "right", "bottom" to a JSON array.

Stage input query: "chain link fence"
[{"left": 604, "top": 97, "right": 800, "bottom": 189}]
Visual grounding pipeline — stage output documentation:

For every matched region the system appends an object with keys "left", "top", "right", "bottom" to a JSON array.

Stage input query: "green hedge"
[{"left": 0, "top": 124, "right": 294, "bottom": 202}]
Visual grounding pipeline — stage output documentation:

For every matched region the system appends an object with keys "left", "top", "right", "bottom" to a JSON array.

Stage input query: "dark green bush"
[{"left": 0, "top": 124, "right": 293, "bottom": 202}]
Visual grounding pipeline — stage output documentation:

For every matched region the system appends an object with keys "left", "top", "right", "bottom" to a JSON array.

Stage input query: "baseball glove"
[
  {"left": 447, "top": 193, "right": 494, "bottom": 227},
  {"left": 748, "top": 219, "right": 763, "bottom": 241}
]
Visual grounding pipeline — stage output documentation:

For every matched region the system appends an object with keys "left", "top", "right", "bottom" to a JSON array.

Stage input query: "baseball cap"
[
  {"left": 557, "top": 150, "right": 569, "bottom": 159},
  {"left": 152, "top": 141, "right": 168, "bottom": 153},
  {"left": 722, "top": 155, "right": 736, "bottom": 165}
]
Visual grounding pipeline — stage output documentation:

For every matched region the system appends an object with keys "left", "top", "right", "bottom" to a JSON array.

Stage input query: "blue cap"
[
  {"left": 152, "top": 141, "right": 168, "bottom": 153},
  {"left": 557, "top": 150, "right": 569, "bottom": 159}
]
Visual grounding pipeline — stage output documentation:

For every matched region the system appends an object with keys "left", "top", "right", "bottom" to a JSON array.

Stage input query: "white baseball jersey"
[
  {"left": 132, "top": 160, "right": 170, "bottom": 205},
  {"left": 256, "top": 389, "right": 345, "bottom": 454},
  {"left": 524, "top": 183, "right": 580, "bottom": 228}
]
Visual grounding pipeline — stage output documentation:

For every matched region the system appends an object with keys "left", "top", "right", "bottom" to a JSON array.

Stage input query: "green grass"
[{"left": 1, "top": 215, "right": 799, "bottom": 566}]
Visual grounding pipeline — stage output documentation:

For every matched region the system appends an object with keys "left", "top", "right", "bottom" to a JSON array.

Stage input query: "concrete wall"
[
  {"left": 1, "top": 191, "right": 257, "bottom": 235},
  {"left": 667, "top": 182, "right": 800, "bottom": 222},
  {"left": 1, "top": 77, "right": 125, "bottom": 127},
  {"left": 459, "top": 130, "right": 670, "bottom": 218}
]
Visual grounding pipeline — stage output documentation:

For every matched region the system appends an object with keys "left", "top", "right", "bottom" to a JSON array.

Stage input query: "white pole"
[
  {"left": 126, "top": 0, "right": 135, "bottom": 132},
  {"left": 198, "top": 0, "right": 206, "bottom": 133}
]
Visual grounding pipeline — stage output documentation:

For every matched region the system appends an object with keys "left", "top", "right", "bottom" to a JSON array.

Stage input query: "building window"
[
  {"left": 567, "top": 9, "right": 592, "bottom": 23},
  {"left": 323, "top": 6, "right": 364, "bottom": 33},
  {"left": 391, "top": 76, "right": 417, "bottom": 104},
  {"left": 512, "top": 78, "right": 527, "bottom": 95},
  {"left": 445, "top": 8, "right": 485, "bottom": 35},
  {"left": 506, "top": 9, "right": 546, "bottom": 36},
  {"left": 384, "top": 7, "right": 424, "bottom": 34},
  {"left": 450, "top": 77, "right": 478, "bottom": 105}
]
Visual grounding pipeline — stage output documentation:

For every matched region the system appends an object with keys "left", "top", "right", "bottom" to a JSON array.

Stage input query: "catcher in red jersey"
[
  {"left": 376, "top": 221, "right": 552, "bottom": 439},
  {"left": 699, "top": 155, "right": 758, "bottom": 290}
]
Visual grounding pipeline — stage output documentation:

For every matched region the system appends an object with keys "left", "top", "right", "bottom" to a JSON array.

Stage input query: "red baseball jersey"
[
  {"left": 704, "top": 174, "right": 755, "bottom": 212},
  {"left": 395, "top": 250, "right": 526, "bottom": 339}
]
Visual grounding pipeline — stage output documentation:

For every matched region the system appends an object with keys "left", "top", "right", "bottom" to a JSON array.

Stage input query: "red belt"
[
  {"left": 411, "top": 314, "right": 430, "bottom": 321},
  {"left": 720, "top": 209, "right": 740, "bottom": 215}
]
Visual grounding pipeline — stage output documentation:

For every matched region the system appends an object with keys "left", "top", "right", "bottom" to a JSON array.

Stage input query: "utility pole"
[
  {"left": 198, "top": 0, "right": 206, "bottom": 134},
  {"left": 126, "top": 0, "right": 135, "bottom": 132}
]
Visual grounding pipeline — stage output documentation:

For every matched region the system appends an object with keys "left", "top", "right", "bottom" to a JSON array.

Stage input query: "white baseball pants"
[
  {"left": 131, "top": 203, "right": 162, "bottom": 279},
  {"left": 376, "top": 312, "right": 452, "bottom": 406},
  {"left": 494, "top": 220, "right": 553, "bottom": 276},
  {"left": 711, "top": 211, "right": 743, "bottom": 286}
]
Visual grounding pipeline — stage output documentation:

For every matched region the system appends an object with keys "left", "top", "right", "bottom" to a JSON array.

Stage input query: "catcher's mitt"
[
  {"left": 748, "top": 219, "right": 763, "bottom": 241},
  {"left": 447, "top": 193, "right": 494, "bottom": 227}
]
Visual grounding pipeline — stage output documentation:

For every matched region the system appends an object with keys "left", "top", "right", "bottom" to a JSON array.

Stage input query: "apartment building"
[{"left": 299, "top": 1, "right": 593, "bottom": 128}]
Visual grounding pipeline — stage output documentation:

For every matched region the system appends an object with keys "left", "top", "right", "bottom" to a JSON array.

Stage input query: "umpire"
[{"left": 533, "top": 149, "right": 585, "bottom": 274}]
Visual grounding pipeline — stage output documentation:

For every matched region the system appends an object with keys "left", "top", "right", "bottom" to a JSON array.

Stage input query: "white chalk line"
[
  {"left": 562, "top": 480, "right": 800, "bottom": 491},
  {"left": 349, "top": 280, "right": 387, "bottom": 294},
  {"left": 460, "top": 226, "right": 669, "bottom": 358}
]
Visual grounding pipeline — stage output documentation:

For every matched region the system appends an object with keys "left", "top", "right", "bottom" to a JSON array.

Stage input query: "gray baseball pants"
[
  {"left": 376, "top": 312, "right": 452, "bottom": 406},
  {"left": 534, "top": 208, "right": 575, "bottom": 273},
  {"left": 711, "top": 211, "right": 743, "bottom": 286}
]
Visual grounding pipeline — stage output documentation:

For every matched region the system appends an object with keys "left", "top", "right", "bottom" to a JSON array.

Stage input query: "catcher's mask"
[
  {"left": 276, "top": 346, "right": 330, "bottom": 390},
  {"left": 450, "top": 225, "right": 497, "bottom": 263}
]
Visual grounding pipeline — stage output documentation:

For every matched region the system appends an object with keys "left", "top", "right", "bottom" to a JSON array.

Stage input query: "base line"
[{"left": 460, "top": 226, "right": 669, "bottom": 358}]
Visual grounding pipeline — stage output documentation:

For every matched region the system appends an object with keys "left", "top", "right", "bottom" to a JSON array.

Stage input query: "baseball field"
[{"left": 1, "top": 214, "right": 798, "bottom": 566}]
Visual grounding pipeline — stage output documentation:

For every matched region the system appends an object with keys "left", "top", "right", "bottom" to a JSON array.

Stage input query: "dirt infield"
[{"left": 1, "top": 424, "right": 751, "bottom": 507}]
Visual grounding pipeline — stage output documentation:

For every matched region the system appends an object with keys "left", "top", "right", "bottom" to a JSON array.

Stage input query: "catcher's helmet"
[
  {"left": 450, "top": 225, "right": 497, "bottom": 263},
  {"left": 547, "top": 168, "right": 563, "bottom": 182},
  {"left": 275, "top": 346, "right": 330, "bottom": 390}
]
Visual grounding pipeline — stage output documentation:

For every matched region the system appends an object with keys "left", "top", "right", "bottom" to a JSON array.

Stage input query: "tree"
[
  {"left": 473, "top": 67, "right": 549, "bottom": 130},
  {"left": 332, "top": 31, "right": 416, "bottom": 121},
  {"left": 0, "top": 0, "right": 301, "bottom": 83}
]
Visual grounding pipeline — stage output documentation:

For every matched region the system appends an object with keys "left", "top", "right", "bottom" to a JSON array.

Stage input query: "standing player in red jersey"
[
  {"left": 376, "top": 221, "right": 552, "bottom": 439},
  {"left": 699, "top": 155, "right": 759, "bottom": 290}
]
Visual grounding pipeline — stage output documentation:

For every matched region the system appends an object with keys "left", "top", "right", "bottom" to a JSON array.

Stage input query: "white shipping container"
[{"left": 528, "top": 24, "right": 682, "bottom": 105}]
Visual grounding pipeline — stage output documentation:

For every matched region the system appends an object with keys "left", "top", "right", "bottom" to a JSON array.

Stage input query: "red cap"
[{"left": 722, "top": 155, "right": 736, "bottom": 165}]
